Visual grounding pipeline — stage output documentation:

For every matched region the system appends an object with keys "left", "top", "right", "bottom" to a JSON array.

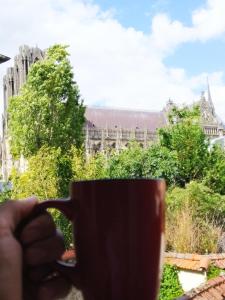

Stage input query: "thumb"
[{"left": 0, "top": 198, "right": 38, "bottom": 234}]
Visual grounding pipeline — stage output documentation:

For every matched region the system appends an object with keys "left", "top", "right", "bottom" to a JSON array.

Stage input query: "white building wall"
[{"left": 178, "top": 270, "right": 206, "bottom": 292}]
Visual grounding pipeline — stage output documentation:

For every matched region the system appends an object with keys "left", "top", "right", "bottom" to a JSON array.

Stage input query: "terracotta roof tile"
[
  {"left": 164, "top": 253, "right": 210, "bottom": 271},
  {"left": 61, "top": 249, "right": 76, "bottom": 261},
  {"left": 176, "top": 275, "right": 225, "bottom": 300},
  {"left": 165, "top": 252, "right": 225, "bottom": 271}
]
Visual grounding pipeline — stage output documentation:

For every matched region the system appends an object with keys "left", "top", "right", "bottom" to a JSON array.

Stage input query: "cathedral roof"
[{"left": 85, "top": 107, "right": 167, "bottom": 131}]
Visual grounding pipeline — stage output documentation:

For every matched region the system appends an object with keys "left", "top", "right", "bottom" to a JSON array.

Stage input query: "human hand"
[{"left": 0, "top": 198, "right": 71, "bottom": 300}]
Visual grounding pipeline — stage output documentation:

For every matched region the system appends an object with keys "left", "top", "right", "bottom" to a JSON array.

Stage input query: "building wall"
[
  {"left": 178, "top": 270, "right": 207, "bottom": 292},
  {"left": 84, "top": 126, "right": 157, "bottom": 156}
]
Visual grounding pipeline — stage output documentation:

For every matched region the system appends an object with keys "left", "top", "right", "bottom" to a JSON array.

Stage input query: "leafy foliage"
[
  {"left": 108, "top": 142, "right": 144, "bottom": 179},
  {"left": 10, "top": 146, "right": 109, "bottom": 248},
  {"left": 10, "top": 147, "right": 61, "bottom": 200},
  {"left": 159, "top": 105, "right": 209, "bottom": 185},
  {"left": 204, "top": 145, "right": 225, "bottom": 195},
  {"left": 71, "top": 146, "right": 108, "bottom": 180},
  {"left": 0, "top": 183, "right": 12, "bottom": 203},
  {"left": 166, "top": 182, "right": 224, "bottom": 253},
  {"left": 207, "top": 265, "right": 221, "bottom": 280},
  {"left": 159, "top": 264, "right": 183, "bottom": 300},
  {"left": 142, "top": 144, "right": 179, "bottom": 186},
  {"left": 166, "top": 181, "right": 225, "bottom": 222},
  {"left": 8, "top": 44, "right": 85, "bottom": 158}
]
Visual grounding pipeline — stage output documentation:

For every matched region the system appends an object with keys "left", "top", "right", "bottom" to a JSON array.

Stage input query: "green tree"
[
  {"left": 108, "top": 142, "right": 144, "bottom": 179},
  {"left": 204, "top": 145, "right": 225, "bottom": 195},
  {"left": 10, "top": 146, "right": 74, "bottom": 248},
  {"left": 142, "top": 144, "right": 179, "bottom": 186},
  {"left": 10, "top": 146, "right": 62, "bottom": 200},
  {"left": 70, "top": 146, "right": 108, "bottom": 180},
  {"left": 159, "top": 106, "right": 209, "bottom": 185},
  {"left": 8, "top": 44, "right": 85, "bottom": 158},
  {"left": 166, "top": 181, "right": 225, "bottom": 222}
]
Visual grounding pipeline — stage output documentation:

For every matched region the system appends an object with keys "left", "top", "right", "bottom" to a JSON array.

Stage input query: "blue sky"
[
  {"left": 95, "top": 0, "right": 224, "bottom": 77},
  {"left": 96, "top": 0, "right": 204, "bottom": 30},
  {"left": 1, "top": 0, "right": 225, "bottom": 121}
]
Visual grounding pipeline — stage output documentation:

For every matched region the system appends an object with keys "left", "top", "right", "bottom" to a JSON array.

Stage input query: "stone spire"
[{"left": 207, "top": 78, "right": 215, "bottom": 116}]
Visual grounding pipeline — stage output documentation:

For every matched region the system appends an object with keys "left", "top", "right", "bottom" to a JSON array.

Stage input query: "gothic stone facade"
[
  {"left": 1, "top": 45, "right": 44, "bottom": 180},
  {"left": 1, "top": 45, "right": 225, "bottom": 180},
  {"left": 84, "top": 107, "right": 166, "bottom": 156}
]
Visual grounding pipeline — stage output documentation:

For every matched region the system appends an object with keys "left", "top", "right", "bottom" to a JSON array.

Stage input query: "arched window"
[
  {"left": 93, "top": 143, "right": 101, "bottom": 153},
  {"left": 11, "top": 79, "right": 14, "bottom": 96},
  {"left": 24, "top": 57, "right": 29, "bottom": 75},
  {"left": 111, "top": 142, "right": 116, "bottom": 149}
]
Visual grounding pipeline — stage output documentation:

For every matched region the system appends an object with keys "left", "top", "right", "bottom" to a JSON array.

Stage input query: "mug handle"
[{"left": 17, "top": 198, "right": 81, "bottom": 288}]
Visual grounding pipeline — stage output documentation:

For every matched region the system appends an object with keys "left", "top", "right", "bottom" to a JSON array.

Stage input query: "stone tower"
[
  {"left": 199, "top": 82, "right": 224, "bottom": 138},
  {"left": 3, "top": 45, "right": 44, "bottom": 133},
  {"left": 1, "top": 45, "right": 44, "bottom": 180}
]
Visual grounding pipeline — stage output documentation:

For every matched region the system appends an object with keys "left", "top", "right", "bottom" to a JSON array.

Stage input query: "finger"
[
  {"left": 0, "top": 198, "right": 37, "bottom": 300},
  {"left": 25, "top": 230, "right": 65, "bottom": 266},
  {"left": 37, "top": 276, "right": 71, "bottom": 300},
  {"left": 0, "top": 198, "right": 38, "bottom": 237},
  {"left": 20, "top": 212, "right": 56, "bottom": 246}
]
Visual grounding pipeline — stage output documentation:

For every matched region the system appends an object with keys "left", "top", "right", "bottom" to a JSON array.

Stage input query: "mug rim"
[{"left": 71, "top": 178, "right": 165, "bottom": 184}]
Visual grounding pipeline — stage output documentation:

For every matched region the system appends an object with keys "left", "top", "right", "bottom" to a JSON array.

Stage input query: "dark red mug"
[{"left": 30, "top": 179, "right": 165, "bottom": 300}]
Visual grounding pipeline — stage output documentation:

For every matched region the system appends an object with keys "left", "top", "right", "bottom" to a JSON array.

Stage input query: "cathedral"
[{"left": 1, "top": 45, "right": 225, "bottom": 180}]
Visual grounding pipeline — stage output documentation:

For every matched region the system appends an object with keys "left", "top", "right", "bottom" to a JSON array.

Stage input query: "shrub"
[
  {"left": 166, "top": 181, "right": 225, "bottom": 224},
  {"left": 108, "top": 142, "right": 144, "bottom": 179},
  {"left": 204, "top": 145, "right": 225, "bottom": 195},
  {"left": 71, "top": 146, "right": 109, "bottom": 180},
  {"left": 142, "top": 144, "right": 179, "bottom": 186},
  {"left": 166, "top": 201, "right": 223, "bottom": 254},
  {"left": 207, "top": 265, "right": 221, "bottom": 280},
  {"left": 0, "top": 183, "right": 12, "bottom": 203},
  {"left": 159, "top": 264, "right": 183, "bottom": 300}
]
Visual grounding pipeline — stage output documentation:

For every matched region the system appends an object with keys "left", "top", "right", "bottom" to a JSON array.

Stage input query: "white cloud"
[
  {"left": 0, "top": 0, "right": 225, "bottom": 123},
  {"left": 150, "top": 0, "right": 225, "bottom": 55}
]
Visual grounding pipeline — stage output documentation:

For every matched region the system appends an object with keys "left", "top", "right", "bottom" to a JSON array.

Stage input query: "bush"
[
  {"left": 108, "top": 142, "right": 144, "bottom": 179},
  {"left": 10, "top": 146, "right": 61, "bottom": 200},
  {"left": 207, "top": 265, "right": 221, "bottom": 280},
  {"left": 0, "top": 183, "right": 12, "bottom": 203},
  {"left": 71, "top": 146, "right": 109, "bottom": 180},
  {"left": 159, "top": 264, "right": 183, "bottom": 300},
  {"left": 166, "top": 181, "right": 225, "bottom": 224},
  {"left": 204, "top": 145, "right": 225, "bottom": 195},
  {"left": 166, "top": 190, "right": 223, "bottom": 254},
  {"left": 10, "top": 146, "right": 73, "bottom": 248},
  {"left": 142, "top": 144, "right": 179, "bottom": 186}
]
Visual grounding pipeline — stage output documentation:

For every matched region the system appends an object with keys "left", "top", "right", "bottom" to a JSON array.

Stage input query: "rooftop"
[
  {"left": 165, "top": 252, "right": 225, "bottom": 272},
  {"left": 85, "top": 106, "right": 167, "bottom": 131},
  {"left": 177, "top": 276, "right": 225, "bottom": 300}
]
